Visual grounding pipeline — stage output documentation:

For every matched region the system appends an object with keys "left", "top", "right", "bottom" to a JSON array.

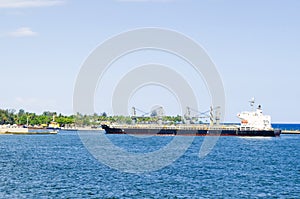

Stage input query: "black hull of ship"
[{"left": 101, "top": 125, "right": 281, "bottom": 137}]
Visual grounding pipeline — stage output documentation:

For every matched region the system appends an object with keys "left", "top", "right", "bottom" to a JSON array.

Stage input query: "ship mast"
[
  {"left": 249, "top": 97, "right": 255, "bottom": 111},
  {"left": 210, "top": 106, "right": 214, "bottom": 126},
  {"left": 209, "top": 106, "right": 221, "bottom": 126}
]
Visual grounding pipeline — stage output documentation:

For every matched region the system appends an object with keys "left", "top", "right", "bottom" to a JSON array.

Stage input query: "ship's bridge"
[{"left": 237, "top": 105, "right": 272, "bottom": 131}]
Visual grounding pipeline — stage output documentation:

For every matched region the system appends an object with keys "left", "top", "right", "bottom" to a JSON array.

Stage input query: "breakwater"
[{"left": 281, "top": 130, "right": 300, "bottom": 134}]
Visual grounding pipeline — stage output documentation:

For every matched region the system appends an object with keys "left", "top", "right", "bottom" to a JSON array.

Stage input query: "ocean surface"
[
  {"left": 1, "top": 127, "right": 300, "bottom": 198},
  {"left": 272, "top": 123, "right": 300, "bottom": 130}
]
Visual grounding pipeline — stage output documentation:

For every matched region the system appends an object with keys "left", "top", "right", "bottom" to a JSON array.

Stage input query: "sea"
[{"left": 0, "top": 124, "right": 299, "bottom": 198}]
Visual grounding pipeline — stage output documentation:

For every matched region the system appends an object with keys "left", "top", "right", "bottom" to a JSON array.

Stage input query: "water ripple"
[{"left": 0, "top": 132, "right": 299, "bottom": 198}]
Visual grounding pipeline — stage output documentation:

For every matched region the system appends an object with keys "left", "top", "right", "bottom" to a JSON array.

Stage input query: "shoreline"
[{"left": 0, "top": 131, "right": 58, "bottom": 135}]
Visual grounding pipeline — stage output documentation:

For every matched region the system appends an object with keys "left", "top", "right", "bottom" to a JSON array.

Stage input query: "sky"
[{"left": 0, "top": 0, "right": 299, "bottom": 122}]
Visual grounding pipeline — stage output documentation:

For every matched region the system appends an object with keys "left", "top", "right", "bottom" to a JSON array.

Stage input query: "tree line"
[
  {"left": 0, "top": 109, "right": 75, "bottom": 126},
  {"left": 0, "top": 109, "right": 184, "bottom": 127}
]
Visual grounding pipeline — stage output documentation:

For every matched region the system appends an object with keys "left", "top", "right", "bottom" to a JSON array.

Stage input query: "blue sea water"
[
  {"left": 272, "top": 123, "right": 300, "bottom": 130},
  {"left": 0, "top": 129, "right": 300, "bottom": 198}
]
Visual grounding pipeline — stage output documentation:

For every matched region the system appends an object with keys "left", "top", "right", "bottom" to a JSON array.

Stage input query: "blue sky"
[{"left": 0, "top": 0, "right": 299, "bottom": 122}]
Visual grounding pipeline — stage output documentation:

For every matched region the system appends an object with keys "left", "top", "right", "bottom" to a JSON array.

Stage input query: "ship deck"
[{"left": 109, "top": 124, "right": 239, "bottom": 131}]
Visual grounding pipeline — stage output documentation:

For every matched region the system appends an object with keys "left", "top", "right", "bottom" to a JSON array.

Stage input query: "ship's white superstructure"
[{"left": 237, "top": 99, "right": 272, "bottom": 131}]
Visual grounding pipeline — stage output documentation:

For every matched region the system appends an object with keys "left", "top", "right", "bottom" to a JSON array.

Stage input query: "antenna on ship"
[{"left": 249, "top": 97, "right": 255, "bottom": 111}]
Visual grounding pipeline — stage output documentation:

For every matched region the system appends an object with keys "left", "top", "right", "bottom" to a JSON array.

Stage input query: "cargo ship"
[{"left": 101, "top": 100, "right": 281, "bottom": 137}]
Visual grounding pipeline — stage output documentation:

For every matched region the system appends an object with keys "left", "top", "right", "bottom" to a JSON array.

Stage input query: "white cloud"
[
  {"left": 8, "top": 27, "right": 38, "bottom": 37},
  {"left": 0, "top": 0, "right": 65, "bottom": 8}
]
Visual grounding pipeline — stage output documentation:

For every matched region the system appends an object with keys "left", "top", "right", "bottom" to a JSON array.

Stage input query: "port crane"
[
  {"left": 131, "top": 106, "right": 164, "bottom": 124},
  {"left": 130, "top": 106, "right": 221, "bottom": 125},
  {"left": 185, "top": 106, "right": 221, "bottom": 125},
  {"left": 131, "top": 106, "right": 164, "bottom": 117}
]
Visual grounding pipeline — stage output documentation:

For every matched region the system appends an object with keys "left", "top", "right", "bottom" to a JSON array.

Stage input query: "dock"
[
  {"left": 0, "top": 127, "right": 58, "bottom": 135},
  {"left": 0, "top": 131, "right": 58, "bottom": 135},
  {"left": 281, "top": 130, "right": 300, "bottom": 134}
]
